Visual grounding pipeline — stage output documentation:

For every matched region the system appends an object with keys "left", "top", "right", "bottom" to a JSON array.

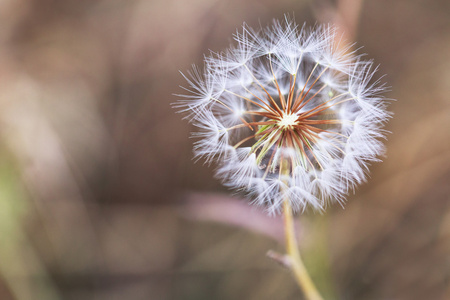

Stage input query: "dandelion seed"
[{"left": 176, "top": 17, "right": 390, "bottom": 214}]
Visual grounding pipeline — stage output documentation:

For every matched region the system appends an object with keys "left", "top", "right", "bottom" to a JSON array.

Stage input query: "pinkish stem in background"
[
  {"left": 313, "top": 0, "right": 364, "bottom": 42},
  {"left": 179, "top": 192, "right": 303, "bottom": 243}
]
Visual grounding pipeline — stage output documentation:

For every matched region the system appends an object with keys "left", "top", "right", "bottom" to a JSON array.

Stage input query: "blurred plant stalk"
[{"left": 0, "top": 151, "right": 61, "bottom": 300}]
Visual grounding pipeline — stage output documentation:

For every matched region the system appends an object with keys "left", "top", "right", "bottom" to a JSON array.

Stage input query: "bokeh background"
[{"left": 0, "top": 0, "right": 449, "bottom": 299}]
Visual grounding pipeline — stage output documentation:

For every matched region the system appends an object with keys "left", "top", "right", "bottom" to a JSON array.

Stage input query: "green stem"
[{"left": 283, "top": 198, "right": 323, "bottom": 300}]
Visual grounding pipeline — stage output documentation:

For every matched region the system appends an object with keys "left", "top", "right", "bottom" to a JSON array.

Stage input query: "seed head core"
[{"left": 278, "top": 113, "right": 299, "bottom": 130}]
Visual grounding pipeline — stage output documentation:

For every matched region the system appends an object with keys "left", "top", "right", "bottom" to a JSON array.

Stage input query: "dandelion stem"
[{"left": 281, "top": 160, "right": 323, "bottom": 300}]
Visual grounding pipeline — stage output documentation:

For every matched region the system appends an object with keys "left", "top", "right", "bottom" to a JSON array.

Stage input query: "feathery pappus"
[{"left": 176, "top": 17, "right": 390, "bottom": 214}]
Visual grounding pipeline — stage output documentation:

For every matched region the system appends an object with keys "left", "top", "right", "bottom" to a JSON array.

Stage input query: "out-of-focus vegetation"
[{"left": 0, "top": 0, "right": 449, "bottom": 299}]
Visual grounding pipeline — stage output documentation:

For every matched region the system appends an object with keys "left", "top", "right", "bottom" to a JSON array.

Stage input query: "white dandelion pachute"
[{"left": 176, "top": 18, "right": 390, "bottom": 214}]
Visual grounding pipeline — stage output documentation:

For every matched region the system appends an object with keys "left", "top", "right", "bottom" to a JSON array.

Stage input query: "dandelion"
[
  {"left": 176, "top": 17, "right": 390, "bottom": 299},
  {"left": 177, "top": 18, "right": 389, "bottom": 214}
]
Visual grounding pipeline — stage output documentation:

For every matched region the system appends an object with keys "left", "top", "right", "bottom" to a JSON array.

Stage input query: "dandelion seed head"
[{"left": 176, "top": 17, "right": 391, "bottom": 214}]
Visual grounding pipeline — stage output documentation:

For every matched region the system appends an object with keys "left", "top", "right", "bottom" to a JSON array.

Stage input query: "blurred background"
[{"left": 0, "top": 0, "right": 449, "bottom": 299}]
